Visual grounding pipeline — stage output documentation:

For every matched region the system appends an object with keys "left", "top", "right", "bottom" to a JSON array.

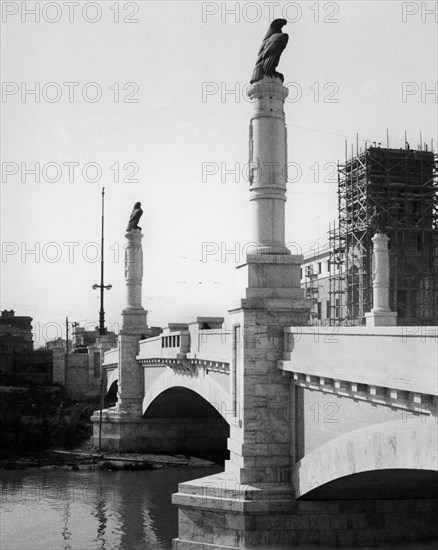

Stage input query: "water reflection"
[
  {"left": 0, "top": 466, "right": 221, "bottom": 550},
  {"left": 61, "top": 499, "right": 72, "bottom": 549},
  {"left": 93, "top": 495, "right": 107, "bottom": 549}
]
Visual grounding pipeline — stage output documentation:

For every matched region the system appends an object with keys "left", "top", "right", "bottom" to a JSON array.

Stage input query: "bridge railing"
[
  {"left": 103, "top": 347, "right": 118, "bottom": 367},
  {"left": 186, "top": 329, "right": 232, "bottom": 364},
  {"left": 137, "top": 331, "right": 191, "bottom": 360},
  {"left": 135, "top": 326, "right": 232, "bottom": 365}
]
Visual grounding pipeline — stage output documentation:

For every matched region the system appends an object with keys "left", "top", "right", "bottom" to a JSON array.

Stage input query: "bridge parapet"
[
  {"left": 137, "top": 331, "right": 190, "bottom": 361},
  {"left": 136, "top": 317, "right": 231, "bottom": 370},
  {"left": 186, "top": 329, "right": 232, "bottom": 364},
  {"left": 102, "top": 347, "right": 118, "bottom": 368},
  {"left": 280, "top": 326, "right": 437, "bottom": 401}
]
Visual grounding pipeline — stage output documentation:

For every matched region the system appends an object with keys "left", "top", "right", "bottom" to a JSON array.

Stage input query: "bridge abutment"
[{"left": 172, "top": 256, "right": 310, "bottom": 549}]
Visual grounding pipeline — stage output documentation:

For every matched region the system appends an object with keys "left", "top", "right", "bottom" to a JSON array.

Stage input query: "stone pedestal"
[
  {"left": 172, "top": 253, "right": 309, "bottom": 549},
  {"left": 365, "top": 232, "right": 397, "bottom": 327},
  {"left": 92, "top": 228, "right": 150, "bottom": 449}
]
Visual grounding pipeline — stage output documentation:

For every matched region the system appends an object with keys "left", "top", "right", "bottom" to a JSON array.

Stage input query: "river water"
[
  {"left": 0, "top": 466, "right": 221, "bottom": 550},
  {"left": 1, "top": 467, "right": 436, "bottom": 550}
]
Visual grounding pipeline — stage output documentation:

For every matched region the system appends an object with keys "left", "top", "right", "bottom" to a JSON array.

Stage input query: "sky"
[{"left": 1, "top": 0, "right": 437, "bottom": 346}]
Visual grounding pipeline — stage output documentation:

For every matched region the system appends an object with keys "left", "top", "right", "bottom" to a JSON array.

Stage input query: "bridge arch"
[
  {"left": 142, "top": 368, "right": 231, "bottom": 421},
  {"left": 142, "top": 385, "right": 230, "bottom": 459},
  {"left": 106, "top": 367, "right": 118, "bottom": 395},
  {"left": 293, "top": 418, "right": 437, "bottom": 499}
]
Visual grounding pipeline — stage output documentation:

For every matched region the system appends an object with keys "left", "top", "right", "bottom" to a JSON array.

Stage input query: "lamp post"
[
  {"left": 92, "top": 187, "right": 112, "bottom": 452},
  {"left": 92, "top": 187, "right": 112, "bottom": 335}
]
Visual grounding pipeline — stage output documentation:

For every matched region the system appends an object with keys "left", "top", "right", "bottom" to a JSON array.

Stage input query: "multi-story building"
[
  {"left": 0, "top": 310, "right": 52, "bottom": 384},
  {"left": 300, "top": 248, "right": 331, "bottom": 323},
  {"left": 0, "top": 310, "right": 33, "bottom": 352}
]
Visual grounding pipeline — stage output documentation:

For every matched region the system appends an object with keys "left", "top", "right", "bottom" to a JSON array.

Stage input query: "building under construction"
[{"left": 328, "top": 144, "right": 438, "bottom": 325}]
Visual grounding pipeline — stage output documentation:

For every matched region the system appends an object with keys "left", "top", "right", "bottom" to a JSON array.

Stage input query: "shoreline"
[{"left": 0, "top": 447, "right": 218, "bottom": 471}]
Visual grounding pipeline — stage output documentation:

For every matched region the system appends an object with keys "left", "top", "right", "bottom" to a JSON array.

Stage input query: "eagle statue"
[
  {"left": 250, "top": 19, "right": 289, "bottom": 84},
  {"left": 369, "top": 205, "right": 386, "bottom": 234},
  {"left": 126, "top": 202, "right": 143, "bottom": 231}
]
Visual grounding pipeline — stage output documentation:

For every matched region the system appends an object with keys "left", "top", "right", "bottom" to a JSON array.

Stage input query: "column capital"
[
  {"left": 371, "top": 231, "right": 389, "bottom": 246},
  {"left": 124, "top": 228, "right": 143, "bottom": 241},
  {"left": 247, "top": 76, "right": 289, "bottom": 101}
]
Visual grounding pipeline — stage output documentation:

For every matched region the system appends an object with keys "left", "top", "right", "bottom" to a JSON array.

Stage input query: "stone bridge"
[
  {"left": 91, "top": 51, "right": 437, "bottom": 547},
  {"left": 99, "top": 321, "right": 437, "bottom": 502},
  {"left": 281, "top": 326, "right": 438, "bottom": 500}
]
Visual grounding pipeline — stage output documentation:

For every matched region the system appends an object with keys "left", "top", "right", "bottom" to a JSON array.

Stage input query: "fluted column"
[
  {"left": 247, "top": 76, "right": 290, "bottom": 255},
  {"left": 365, "top": 232, "right": 397, "bottom": 327},
  {"left": 371, "top": 233, "right": 390, "bottom": 312},
  {"left": 123, "top": 229, "right": 144, "bottom": 311}
]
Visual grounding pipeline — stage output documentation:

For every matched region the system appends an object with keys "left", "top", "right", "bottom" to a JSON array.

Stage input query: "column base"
[
  {"left": 231, "top": 254, "right": 309, "bottom": 308},
  {"left": 365, "top": 311, "right": 398, "bottom": 327},
  {"left": 172, "top": 472, "right": 297, "bottom": 550},
  {"left": 121, "top": 307, "right": 149, "bottom": 336}
]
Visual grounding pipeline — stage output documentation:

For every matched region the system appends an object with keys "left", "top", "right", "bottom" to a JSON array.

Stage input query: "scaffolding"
[{"left": 329, "top": 143, "right": 438, "bottom": 325}]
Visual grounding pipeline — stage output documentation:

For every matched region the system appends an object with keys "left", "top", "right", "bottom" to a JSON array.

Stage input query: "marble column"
[
  {"left": 248, "top": 76, "right": 290, "bottom": 255},
  {"left": 365, "top": 232, "right": 397, "bottom": 327}
]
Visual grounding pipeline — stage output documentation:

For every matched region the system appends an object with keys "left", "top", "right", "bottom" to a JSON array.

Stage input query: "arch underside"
[
  {"left": 106, "top": 367, "right": 118, "bottom": 394},
  {"left": 294, "top": 419, "right": 438, "bottom": 499},
  {"left": 300, "top": 468, "right": 438, "bottom": 500},
  {"left": 103, "top": 365, "right": 231, "bottom": 456},
  {"left": 142, "top": 385, "right": 230, "bottom": 458},
  {"left": 143, "top": 367, "right": 231, "bottom": 421}
]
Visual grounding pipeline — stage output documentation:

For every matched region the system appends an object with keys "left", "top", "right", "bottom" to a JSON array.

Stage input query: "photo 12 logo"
[
  {"left": 401, "top": 2, "right": 438, "bottom": 22},
  {"left": 201, "top": 2, "right": 340, "bottom": 24},
  {"left": 201, "top": 81, "right": 340, "bottom": 104},
  {"left": 1, "top": 239, "right": 140, "bottom": 265},
  {"left": 1, "top": 2, "right": 140, "bottom": 24},
  {"left": 2, "top": 161, "right": 140, "bottom": 184},
  {"left": 201, "top": 241, "right": 303, "bottom": 263},
  {"left": 201, "top": 160, "right": 338, "bottom": 184},
  {"left": 401, "top": 82, "right": 438, "bottom": 103},
  {"left": 1, "top": 82, "right": 139, "bottom": 104},
  {"left": 1, "top": 241, "right": 123, "bottom": 265}
]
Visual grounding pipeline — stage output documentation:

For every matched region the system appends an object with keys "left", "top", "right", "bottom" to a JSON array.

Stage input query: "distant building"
[
  {"left": 72, "top": 326, "right": 116, "bottom": 352},
  {"left": 52, "top": 324, "right": 118, "bottom": 399},
  {"left": 0, "top": 310, "right": 33, "bottom": 352},
  {"left": 0, "top": 310, "right": 52, "bottom": 384},
  {"left": 45, "top": 337, "right": 68, "bottom": 351},
  {"left": 300, "top": 249, "right": 331, "bottom": 324}
]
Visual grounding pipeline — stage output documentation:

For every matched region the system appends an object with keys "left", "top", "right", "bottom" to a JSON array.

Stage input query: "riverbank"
[
  {"left": 0, "top": 385, "right": 223, "bottom": 471},
  {"left": 0, "top": 384, "right": 97, "bottom": 455},
  {"left": 0, "top": 445, "right": 217, "bottom": 471}
]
